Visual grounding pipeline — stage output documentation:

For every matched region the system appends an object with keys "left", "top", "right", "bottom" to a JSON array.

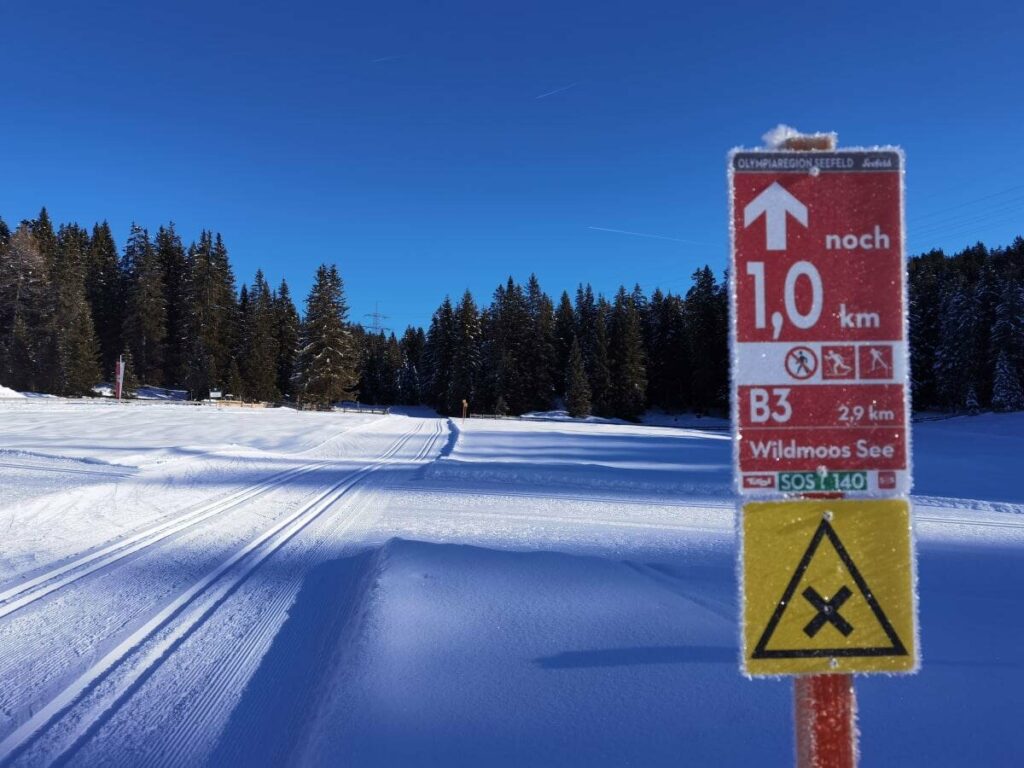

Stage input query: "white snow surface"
[{"left": 0, "top": 402, "right": 1020, "bottom": 766}]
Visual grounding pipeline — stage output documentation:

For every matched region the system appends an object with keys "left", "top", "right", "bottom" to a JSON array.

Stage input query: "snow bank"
[{"left": 0, "top": 385, "right": 25, "bottom": 398}]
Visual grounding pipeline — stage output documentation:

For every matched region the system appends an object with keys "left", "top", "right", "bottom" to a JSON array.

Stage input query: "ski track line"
[
  {"left": 0, "top": 461, "right": 134, "bottom": 479},
  {"left": 0, "top": 461, "right": 332, "bottom": 619},
  {"left": 143, "top": 422, "right": 442, "bottom": 767},
  {"left": 0, "top": 422, "right": 431, "bottom": 767}
]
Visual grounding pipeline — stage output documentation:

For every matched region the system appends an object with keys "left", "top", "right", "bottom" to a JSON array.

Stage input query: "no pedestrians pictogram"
[{"left": 784, "top": 346, "right": 817, "bottom": 380}]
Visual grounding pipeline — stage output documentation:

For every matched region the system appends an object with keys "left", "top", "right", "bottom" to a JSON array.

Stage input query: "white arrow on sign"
[{"left": 743, "top": 182, "right": 808, "bottom": 251}]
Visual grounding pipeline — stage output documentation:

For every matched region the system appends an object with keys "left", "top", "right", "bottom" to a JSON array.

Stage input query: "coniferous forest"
[{"left": 1, "top": 208, "right": 1022, "bottom": 417}]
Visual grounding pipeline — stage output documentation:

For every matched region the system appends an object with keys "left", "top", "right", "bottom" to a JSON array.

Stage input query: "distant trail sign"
[{"left": 729, "top": 149, "right": 910, "bottom": 496}]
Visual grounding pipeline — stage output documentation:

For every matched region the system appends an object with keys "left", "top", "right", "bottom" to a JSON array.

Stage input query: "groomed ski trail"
[{"left": 0, "top": 418, "right": 446, "bottom": 767}]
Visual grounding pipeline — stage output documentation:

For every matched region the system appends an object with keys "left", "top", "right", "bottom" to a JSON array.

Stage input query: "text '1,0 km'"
[{"left": 729, "top": 149, "right": 910, "bottom": 497}]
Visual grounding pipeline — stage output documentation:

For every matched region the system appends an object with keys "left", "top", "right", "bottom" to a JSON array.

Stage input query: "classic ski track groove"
[
  {"left": 0, "top": 462, "right": 329, "bottom": 619},
  {"left": 140, "top": 419, "right": 445, "bottom": 768},
  {"left": 0, "top": 419, "right": 443, "bottom": 767},
  {"left": 0, "top": 414, "right": 402, "bottom": 618},
  {"left": 0, "top": 461, "right": 134, "bottom": 479}
]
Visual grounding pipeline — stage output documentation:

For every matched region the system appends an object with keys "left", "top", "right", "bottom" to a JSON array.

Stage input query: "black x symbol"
[{"left": 802, "top": 586, "right": 854, "bottom": 638}]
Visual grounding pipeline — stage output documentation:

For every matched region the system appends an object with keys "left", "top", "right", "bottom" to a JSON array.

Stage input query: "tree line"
[
  {"left": 1, "top": 207, "right": 1021, "bottom": 416},
  {"left": 0, "top": 210, "right": 356, "bottom": 405}
]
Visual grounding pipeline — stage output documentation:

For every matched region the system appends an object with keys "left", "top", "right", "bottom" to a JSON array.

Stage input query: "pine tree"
[
  {"left": 183, "top": 231, "right": 238, "bottom": 398},
  {"left": 399, "top": 325, "right": 425, "bottom": 404},
  {"left": 227, "top": 358, "right": 244, "bottom": 400},
  {"left": 425, "top": 297, "right": 456, "bottom": 412},
  {"left": 590, "top": 299, "right": 613, "bottom": 416},
  {"left": 553, "top": 291, "right": 576, "bottom": 397},
  {"left": 274, "top": 280, "right": 300, "bottom": 400},
  {"left": 31, "top": 207, "right": 59, "bottom": 272},
  {"left": 565, "top": 336, "right": 591, "bottom": 418},
  {"left": 121, "top": 224, "right": 167, "bottom": 385},
  {"left": 294, "top": 264, "right": 359, "bottom": 406},
  {"left": 646, "top": 289, "right": 691, "bottom": 411},
  {"left": 488, "top": 277, "right": 533, "bottom": 414},
  {"left": 686, "top": 266, "right": 728, "bottom": 413},
  {"left": 991, "top": 278, "right": 1024, "bottom": 386},
  {"left": 449, "top": 290, "right": 482, "bottom": 413},
  {"left": 239, "top": 274, "right": 280, "bottom": 402},
  {"left": 970, "top": 262, "right": 1000, "bottom": 405},
  {"left": 908, "top": 250, "right": 947, "bottom": 409},
  {"left": 0, "top": 225, "right": 49, "bottom": 391},
  {"left": 524, "top": 274, "right": 556, "bottom": 411},
  {"left": 609, "top": 285, "right": 648, "bottom": 420},
  {"left": 51, "top": 224, "right": 101, "bottom": 395},
  {"left": 85, "top": 222, "right": 124, "bottom": 374},
  {"left": 991, "top": 350, "right": 1024, "bottom": 412},
  {"left": 933, "top": 281, "right": 975, "bottom": 410},
  {"left": 155, "top": 224, "right": 190, "bottom": 387}
]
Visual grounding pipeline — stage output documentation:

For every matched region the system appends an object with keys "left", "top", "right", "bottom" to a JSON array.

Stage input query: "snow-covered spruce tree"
[
  {"left": 991, "top": 351, "right": 1024, "bottom": 412},
  {"left": 294, "top": 264, "right": 359, "bottom": 407},
  {"left": 566, "top": 336, "right": 591, "bottom": 418}
]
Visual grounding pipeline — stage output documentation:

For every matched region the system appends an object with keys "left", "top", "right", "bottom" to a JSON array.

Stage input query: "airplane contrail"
[
  {"left": 535, "top": 82, "right": 577, "bottom": 100},
  {"left": 372, "top": 55, "right": 405, "bottom": 63},
  {"left": 587, "top": 226, "right": 712, "bottom": 246}
]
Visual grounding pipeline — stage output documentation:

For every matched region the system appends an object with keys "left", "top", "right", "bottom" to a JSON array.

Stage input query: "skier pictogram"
[
  {"left": 858, "top": 345, "right": 894, "bottom": 380},
  {"left": 821, "top": 345, "right": 855, "bottom": 379}
]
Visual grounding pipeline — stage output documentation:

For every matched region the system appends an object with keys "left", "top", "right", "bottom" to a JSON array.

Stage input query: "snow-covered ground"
[{"left": 0, "top": 402, "right": 1020, "bottom": 766}]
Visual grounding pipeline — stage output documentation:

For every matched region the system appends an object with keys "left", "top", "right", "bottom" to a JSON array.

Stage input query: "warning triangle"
[{"left": 752, "top": 519, "right": 908, "bottom": 659}]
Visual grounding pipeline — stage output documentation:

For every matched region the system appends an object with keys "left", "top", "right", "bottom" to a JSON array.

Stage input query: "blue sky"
[{"left": 2, "top": 1, "right": 1022, "bottom": 329}]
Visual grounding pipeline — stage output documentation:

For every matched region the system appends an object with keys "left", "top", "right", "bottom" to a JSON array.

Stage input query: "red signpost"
[
  {"left": 729, "top": 138, "right": 916, "bottom": 768},
  {"left": 731, "top": 148, "right": 909, "bottom": 497}
]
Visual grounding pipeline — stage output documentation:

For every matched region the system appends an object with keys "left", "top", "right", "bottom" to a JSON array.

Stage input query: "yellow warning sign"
[{"left": 742, "top": 499, "right": 918, "bottom": 676}]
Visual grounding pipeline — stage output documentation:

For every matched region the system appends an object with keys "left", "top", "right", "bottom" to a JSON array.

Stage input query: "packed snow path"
[{"left": 0, "top": 403, "right": 1022, "bottom": 766}]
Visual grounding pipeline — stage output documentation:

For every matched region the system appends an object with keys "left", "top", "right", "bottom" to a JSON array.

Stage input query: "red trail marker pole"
[
  {"left": 795, "top": 673, "right": 857, "bottom": 768},
  {"left": 794, "top": 490, "right": 856, "bottom": 768}
]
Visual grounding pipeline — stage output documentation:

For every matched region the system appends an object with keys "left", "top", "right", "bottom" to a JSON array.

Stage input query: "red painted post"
[
  {"left": 794, "top": 674, "right": 857, "bottom": 767},
  {"left": 793, "top": 490, "right": 857, "bottom": 766}
]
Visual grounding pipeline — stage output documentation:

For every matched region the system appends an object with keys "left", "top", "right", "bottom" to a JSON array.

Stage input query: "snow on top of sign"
[{"left": 761, "top": 124, "right": 838, "bottom": 150}]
